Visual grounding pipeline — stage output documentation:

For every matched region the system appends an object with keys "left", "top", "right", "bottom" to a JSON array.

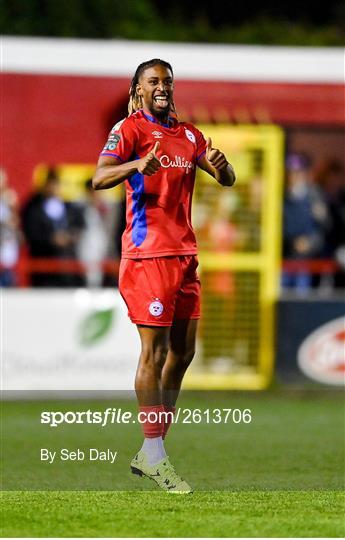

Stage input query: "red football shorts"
[{"left": 119, "top": 255, "right": 201, "bottom": 326}]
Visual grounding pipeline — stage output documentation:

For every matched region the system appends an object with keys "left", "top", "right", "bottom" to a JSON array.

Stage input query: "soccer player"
[{"left": 93, "top": 59, "right": 235, "bottom": 493}]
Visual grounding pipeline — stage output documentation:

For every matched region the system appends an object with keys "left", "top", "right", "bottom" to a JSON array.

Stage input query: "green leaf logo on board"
[{"left": 79, "top": 308, "right": 116, "bottom": 346}]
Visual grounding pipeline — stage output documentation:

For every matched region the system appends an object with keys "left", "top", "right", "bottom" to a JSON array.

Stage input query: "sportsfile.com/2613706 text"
[{"left": 40, "top": 408, "right": 252, "bottom": 427}]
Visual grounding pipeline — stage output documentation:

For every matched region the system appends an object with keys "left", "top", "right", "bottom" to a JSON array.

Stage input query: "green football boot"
[{"left": 130, "top": 450, "right": 193, "bottom": 494}]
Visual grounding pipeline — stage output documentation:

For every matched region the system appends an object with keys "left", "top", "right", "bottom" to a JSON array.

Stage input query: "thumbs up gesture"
[
  {"left": 137, "top": 141, "right": 161, "bottom": 175},
  {"left": 206, "top": 137, "right": 228, "bottom": 171}
]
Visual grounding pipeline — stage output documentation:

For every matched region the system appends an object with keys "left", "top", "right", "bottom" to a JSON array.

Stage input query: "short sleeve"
[
  {"left": 100, "top": 117, "right": 137, "bottom": 162},
  {"left": 192, "top": 126, "right": 207, "bottom": 161}
]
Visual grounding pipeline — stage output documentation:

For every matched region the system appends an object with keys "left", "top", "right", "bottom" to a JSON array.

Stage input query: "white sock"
[{"left": 141, "top": 436, "right": 167, "bottom": 466}]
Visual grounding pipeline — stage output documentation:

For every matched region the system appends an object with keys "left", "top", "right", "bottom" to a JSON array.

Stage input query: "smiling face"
[{"left": 136, "top": 64, "right": 174, "bottom": 121}]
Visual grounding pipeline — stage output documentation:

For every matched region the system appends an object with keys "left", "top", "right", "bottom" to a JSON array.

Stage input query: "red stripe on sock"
[
  {"left": 162, "top": 405, "right": 176, "bottom": 439},
  {"left": 139, "top": 404, "right": 164, "bottom": 438}
]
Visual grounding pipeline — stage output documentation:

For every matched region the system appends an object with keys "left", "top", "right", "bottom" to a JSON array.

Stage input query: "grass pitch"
[
  {"left": 2, "top": 490, "right": 344, "bottom": 538},
  {"left": 1, "top": 390, "right": 344, "bottom": 537}
]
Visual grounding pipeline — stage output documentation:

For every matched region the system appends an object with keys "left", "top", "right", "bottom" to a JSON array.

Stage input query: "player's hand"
[
  {"left": 206, "top": 137, "right": 228, "bottom": 171},
  {"left": 137, "top": 142, "right": 161, "bottom": 175}
]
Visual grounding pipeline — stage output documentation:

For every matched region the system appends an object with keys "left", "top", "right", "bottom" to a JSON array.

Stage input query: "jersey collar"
[{"left": 142, "top": 109, "right": 177, "bottom": 129}]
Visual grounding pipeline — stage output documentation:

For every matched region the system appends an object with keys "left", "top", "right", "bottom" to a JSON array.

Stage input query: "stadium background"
[{"left": 1, "top": 1, "right": 345, "bottom": 537}]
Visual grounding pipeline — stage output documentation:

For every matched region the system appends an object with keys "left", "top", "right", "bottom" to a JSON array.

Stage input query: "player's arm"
[
  {"left": 198, "top": 137, "right": 236, "bottom": 187},
  {"left": 93, "top": 142, "right": 161, "bottom": 190},
  {"left": 93, "top": 156, "right": 140, "bottom": 190}
]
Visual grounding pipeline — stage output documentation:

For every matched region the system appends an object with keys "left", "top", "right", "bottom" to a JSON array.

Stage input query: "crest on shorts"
[{"left": 149, "top": 299, "right": 164, "bottom": 317}]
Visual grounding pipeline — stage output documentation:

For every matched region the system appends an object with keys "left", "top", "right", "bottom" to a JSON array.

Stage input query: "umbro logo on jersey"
[{"left": 152, "top": 131, "right": 163, "bottom": 139}]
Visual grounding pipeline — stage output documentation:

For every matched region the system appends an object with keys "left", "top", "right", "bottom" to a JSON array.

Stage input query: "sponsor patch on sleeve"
[{"left": 103, "top": 134, "right": 120, "bottom": 152}]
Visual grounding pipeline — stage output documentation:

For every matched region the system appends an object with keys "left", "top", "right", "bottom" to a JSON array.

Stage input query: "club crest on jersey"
[
  {"left": 185, "top": 129, "right": 196, "bottom": 143},
  {"left": 149, "top": 299, "right": 164, "bottom": 317},
  {"left": 152, "top": 131, "right": 163, "bottom": 139}
]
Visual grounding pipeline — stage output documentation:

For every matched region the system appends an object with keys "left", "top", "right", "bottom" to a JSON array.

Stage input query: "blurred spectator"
[
  {"left": 76, "top": 179, "right": 109, "bottom": 287},
  {"left": 315, "top": 158, "right": 345, "bottom": 287},
  {"left": 282, "top": 152, "right": 330, "bottom": 292},
  {"left": 0, "top": 169, "right": 21, "bottom": 286},
  {"left": 22, "top": 168, "right": 83, "bottom": 287}
]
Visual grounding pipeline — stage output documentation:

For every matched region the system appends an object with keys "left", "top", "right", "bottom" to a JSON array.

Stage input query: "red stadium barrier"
[
  {"left": 282, "top": 259, "right": 340, "bottom": 273},
  {"left": 1, "top": 257, "right": 341, "bottom": 287},
  {"left": 2, "top": 257, "right": 120, "bottom": 287}
]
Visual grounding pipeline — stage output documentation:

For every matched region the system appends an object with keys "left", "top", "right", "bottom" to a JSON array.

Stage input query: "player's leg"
[
  {"left": 131, "top": 323, "right": 192, "bottom": 493},
  {"left": 162, "top": 318, "right": 197, "bottom": 406},
  {"left": 135, "top": 324, "right": 170, "bottom": 406},
  {"left": 161, "top": 318, "right": 197, "bottom": 438},
  {"left": 134, "top": 324, "right": 170, "bottom": 465},
  {"left": 160, "top": 255, "right": 200, "bottom": 438}
]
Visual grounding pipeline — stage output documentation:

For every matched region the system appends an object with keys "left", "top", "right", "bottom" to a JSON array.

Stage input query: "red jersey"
[{"left": 100, "top": 109, "right": 206, "bottom": 259}]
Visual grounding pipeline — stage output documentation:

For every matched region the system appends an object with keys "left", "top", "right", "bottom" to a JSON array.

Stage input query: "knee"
[
  {"left": 140, "top": 343, "right": 169, "bottom": 372},
  {"left": 184, "top": 347, "right": 196, "bottom": 366},
  {"left": 170, "top": 347, "right": 196, "bottom": 371}
]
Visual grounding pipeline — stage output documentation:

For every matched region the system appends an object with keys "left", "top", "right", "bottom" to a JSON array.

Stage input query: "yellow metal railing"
[{"left": 184, "top": 124, "right": 284, "bottom": 390}]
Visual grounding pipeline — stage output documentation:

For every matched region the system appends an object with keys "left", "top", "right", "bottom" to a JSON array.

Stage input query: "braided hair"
[{"left": 128, "top": 59, "right": 176, "bottom": 116}]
